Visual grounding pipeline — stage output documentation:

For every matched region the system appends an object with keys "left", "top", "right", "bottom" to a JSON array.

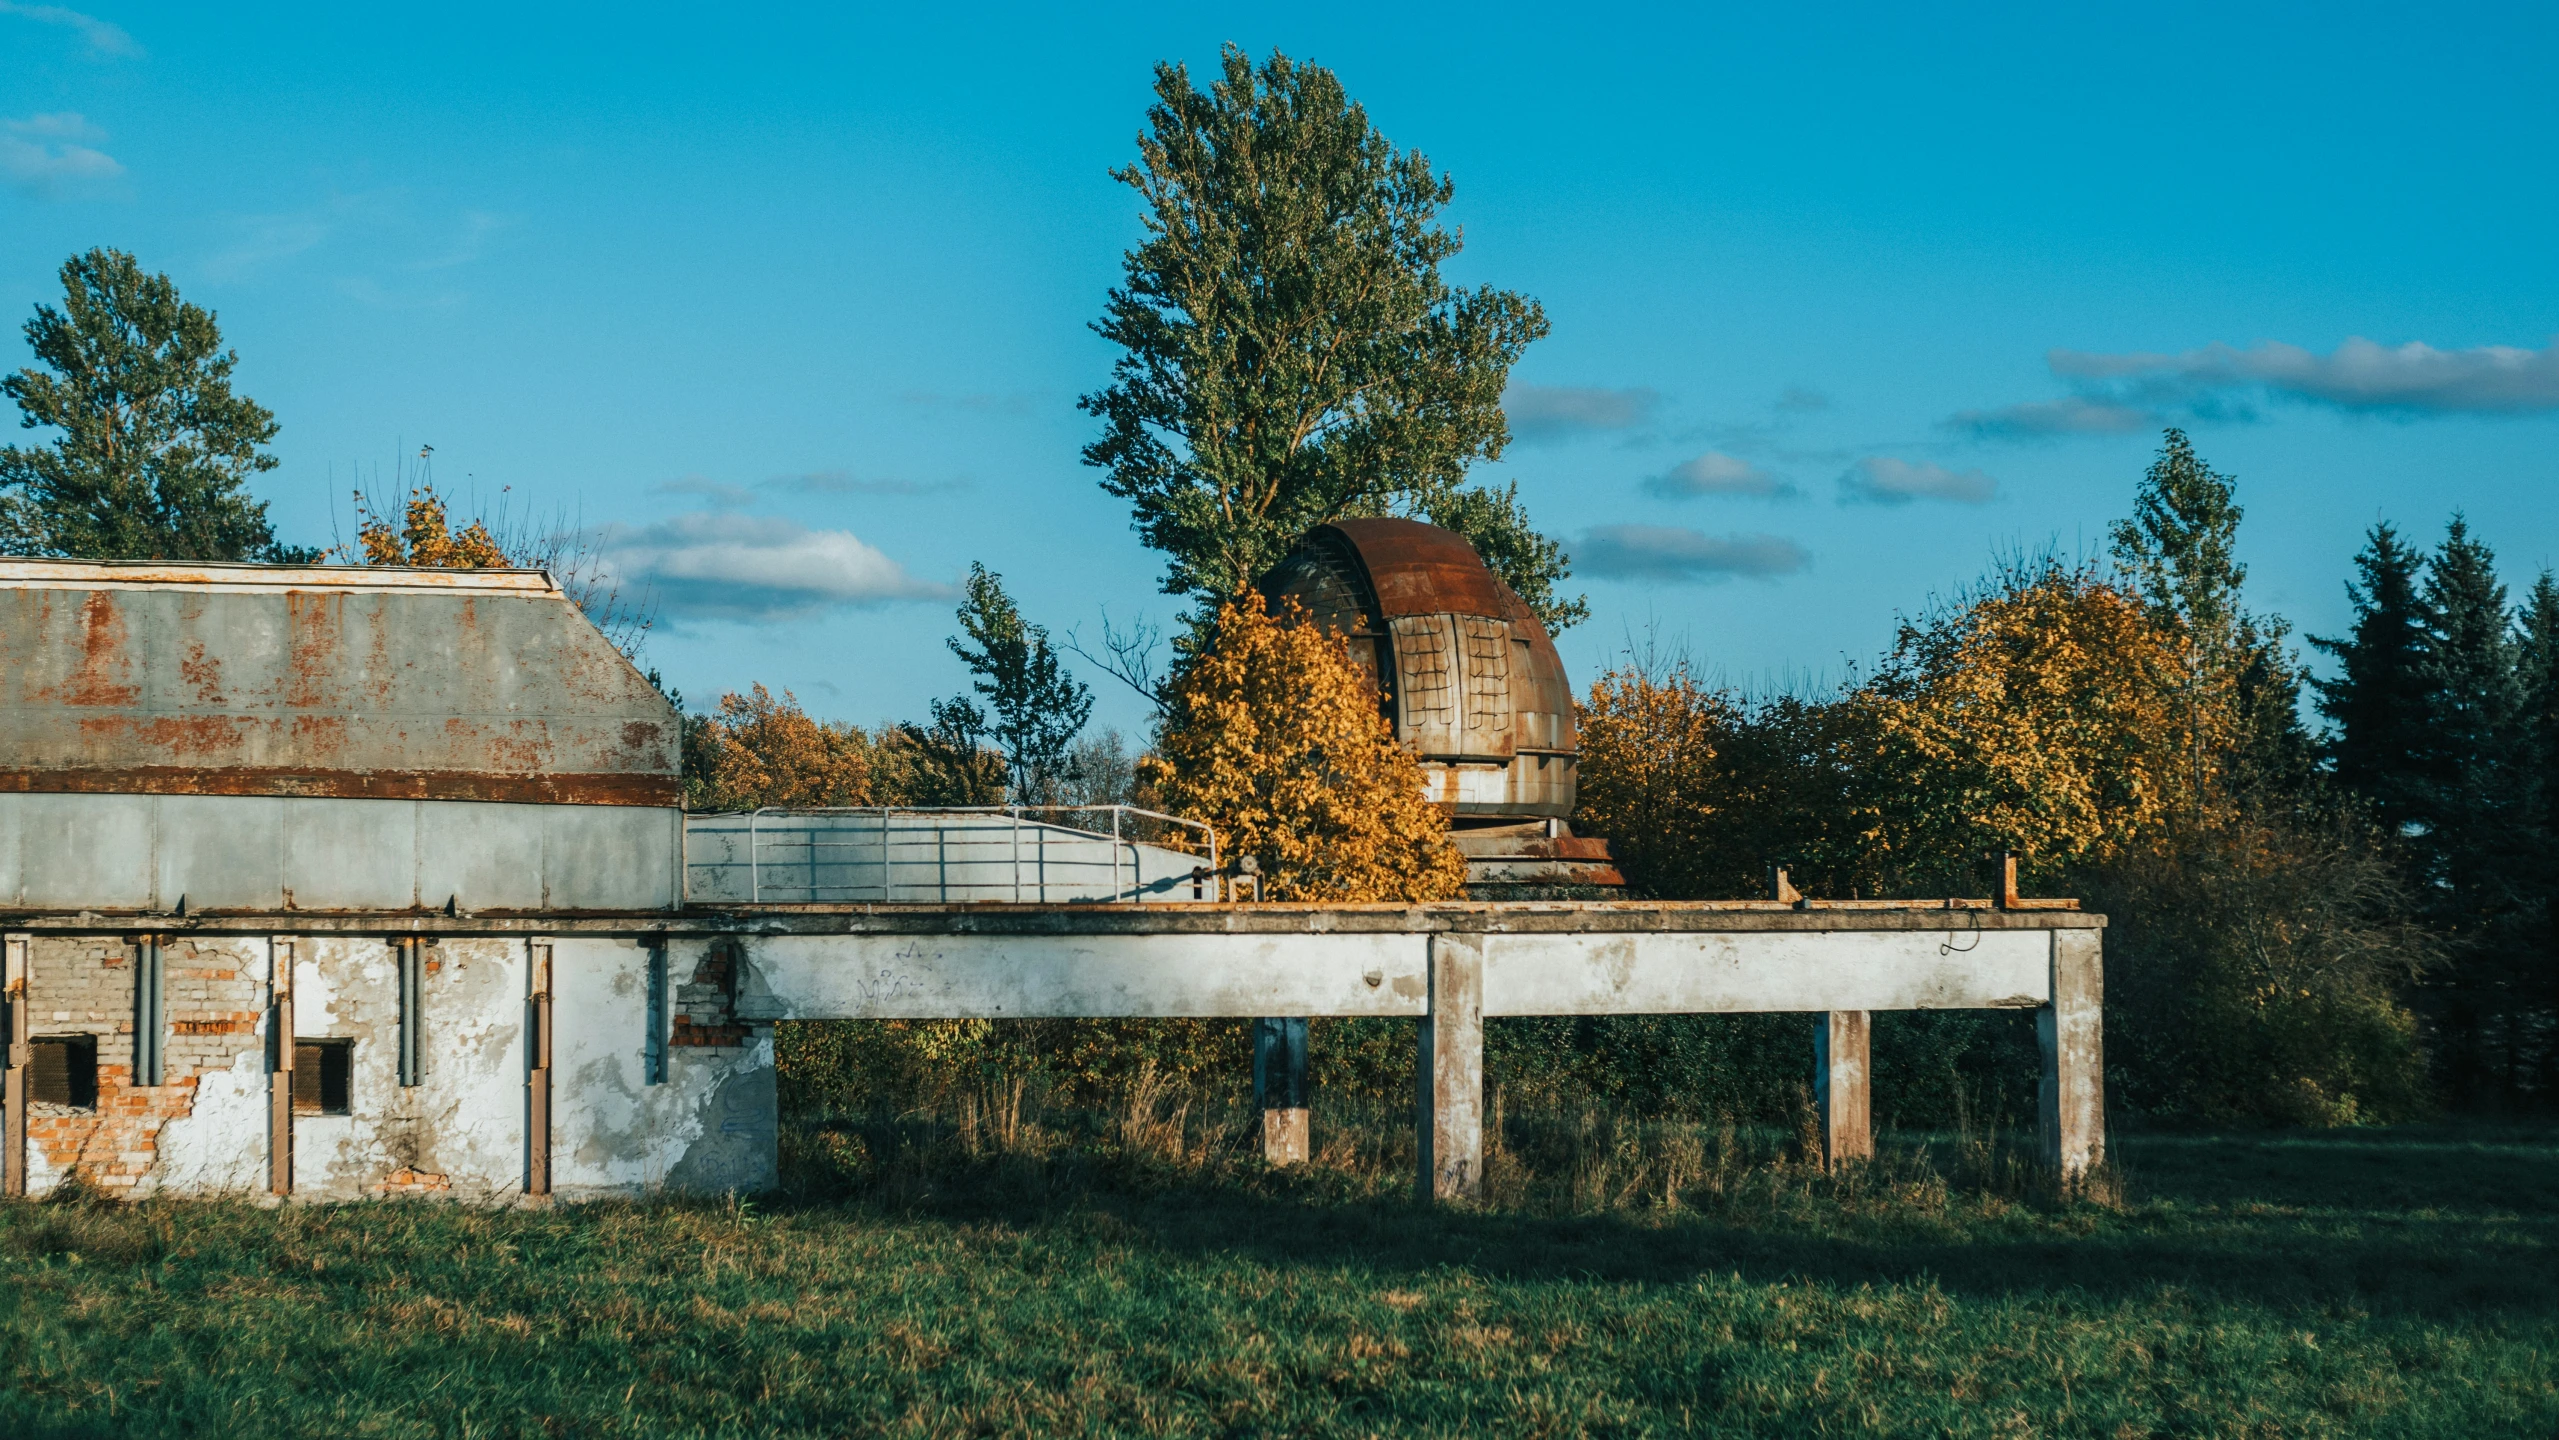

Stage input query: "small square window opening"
[
  {"left": 31, "top": 1035, "right": 99, "bottom": 1109},
  {"left": 292, "top": 1039, "right": 354, "bottom": 1116}
]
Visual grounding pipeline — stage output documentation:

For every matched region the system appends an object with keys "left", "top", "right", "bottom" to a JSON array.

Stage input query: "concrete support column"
[
  {"left": 1416, "top": 931, "right": 1485, "bottom": 1203},
  {"left": 1253, "top": 1017, "right": 1310, "bottom": 1166},
  {"left": 1813, "top": 1009, "right": 1873, "bottom": 1168},
  {"left": 2038, "top": 928, "right": 2104, "bottom": 1184},
  {"left": 269, "top": 938, "right": 294, "bottom": 1198},
  {"left": 4, "top": 933, "right": 28, "bottom": 1199},
  {"left": 527, "top": 940, "right": 554, "bottom": 1200}
]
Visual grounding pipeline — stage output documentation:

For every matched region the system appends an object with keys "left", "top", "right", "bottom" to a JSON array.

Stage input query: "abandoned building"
[{"left": 0, "top": 535, "right": 2107, "bottom": 1206}]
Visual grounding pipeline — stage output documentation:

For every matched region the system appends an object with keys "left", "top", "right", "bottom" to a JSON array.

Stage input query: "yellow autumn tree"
[
  {"left": 684, "top": 684, "right": 874, "bottom": 812},
  {"left": 1862, "top": 558, "right": 2194, "bottom": 881},
  {"left": 1145, "top": 594, "right": 1464, "bottom": 901},
  {"left": 351, "top": 483, "right": 511, "bottom": 568}
]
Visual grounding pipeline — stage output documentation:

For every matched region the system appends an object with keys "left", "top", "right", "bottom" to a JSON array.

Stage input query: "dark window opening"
[
  {"left": 31, "top": 1036, "right": 98, "bottom": 1109},
  {"left": 293, "top": 1040, "right": 354, "bottom": 1116}
]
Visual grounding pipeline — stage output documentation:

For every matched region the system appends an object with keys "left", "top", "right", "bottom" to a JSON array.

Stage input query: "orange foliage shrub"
[
  {"left": 686, "top": 684, "right": 874, "bottom": 812},
  {"left": 352, "top": 485, "right": 510, "bottom": 569},
  {"left": 1145, "top": 594, "right": 1463, "bottom": 901}
]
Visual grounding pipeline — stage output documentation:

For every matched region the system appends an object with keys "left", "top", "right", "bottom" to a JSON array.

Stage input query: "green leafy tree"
[
  {"left": 889, "top": 698, "right": 1008, "bottom": 808},
  {"left": 946, "top": 562, "right": 1095, "bottom": 803},
  {"left": 1081, "top": 46, "right": 1562, "bottom": 617},
  {"left": 2311, "top": 523, "right": 2432, "bottom": 832},
  {"left": 1, "top": 248, "right": 303, "bottom": 561}
]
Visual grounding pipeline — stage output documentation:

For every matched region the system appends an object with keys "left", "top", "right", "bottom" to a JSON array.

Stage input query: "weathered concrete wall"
[
  {"left": 0, "top": 562, "right": 680, "bottom": 807},
  {"left": 550, "top": 937, "right": 774, "bottom": 1200},
  {"left": 0, "top": 793, "right": 682, "bottom": 913},
  {"left": 10, "top": 931, "right": 769, "bottom": 1200},
  {"left": 22, "top": 935, "right": 267, "bottom": 1197}
]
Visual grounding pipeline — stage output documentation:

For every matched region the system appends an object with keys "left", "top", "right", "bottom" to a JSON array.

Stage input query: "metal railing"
[{"left": 687, "top": 805, "right": 1221, "bottom": 906}]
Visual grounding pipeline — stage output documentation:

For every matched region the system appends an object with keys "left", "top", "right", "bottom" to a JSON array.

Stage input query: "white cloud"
[
  {"left": 0, "top": 2, "right": 140, "bottom": 57},
  {"left": 598, "top": 512, "right": 950, "bottom": 623},
  {"left": 2050, "top": 337, "right": 2559, "bottom": 415},
  {"left": 1945, "top": 395, "right": 2153, "bottom": 438},
  {"left": 1643, "top": 451, "right": 1793, "bottom": 499},
  {"left": 2, "top": 111, "right": 121, "bottom": 199},
  {"left": 1839, "top": 456, "right": 1998, "bottom": 505},
  {"left": 1505, "top": 384, "right": 1661, "bottom": 442},
  {"left": 1577, "top": 525, "right": 1809, "bottom": 582}
]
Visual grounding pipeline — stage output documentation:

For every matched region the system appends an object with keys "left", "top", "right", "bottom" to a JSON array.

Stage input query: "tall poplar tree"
[
  {"left": 1080, "top": 47, "right": 1575, "bottom": 628},
  {"left": 2311, "top": 523, "right": 2432, "bottom": 831},
  {"left": 0, "top": 248, "right": 301, "bottom": 561}
]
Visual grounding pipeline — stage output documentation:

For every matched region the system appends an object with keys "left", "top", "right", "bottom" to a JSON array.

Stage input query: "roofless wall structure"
[{"left": 0, "top": 560, "right": 2104, "bottom": 1204}]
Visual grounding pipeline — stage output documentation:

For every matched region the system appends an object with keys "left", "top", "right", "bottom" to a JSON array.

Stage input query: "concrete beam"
[
  {"left": 1481, "top": 928, "right": 2052, "bottom": 1015},
  {"left": 1417, "top": 932, "right": 1485, "bottom": 1203},
  {"left": 1813, "top": 1011, "right": 1873, "bottom": 1168},
  {"left": 2040, "top": 928, "right": 2104, "bottom": 1184},
  {"left": 735, "top": 933, "right": 1429, "bottom": 1021}
]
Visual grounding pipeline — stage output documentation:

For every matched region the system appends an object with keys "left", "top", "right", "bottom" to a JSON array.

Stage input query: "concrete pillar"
[
  {"left": 2038, "top": 928, "right": 2104, "bottom": 1185},
  {"left": 1253, "top": 1016, "right": 1310, "bottom": 1166},
  {"left": 269, "top": 937, "right": 294, "bottom": 1198},
  {"left": 1813, "top": 1009, "right": 1873, "bottom": 1167},
  {"left": 1416, "top": 931, "right": 1485, "bottom": 1202},
  {"left": 4, "top": 933, "right": 27, "bottom": 1199}
]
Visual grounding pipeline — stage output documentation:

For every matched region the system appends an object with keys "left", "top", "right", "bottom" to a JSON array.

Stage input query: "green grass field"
[{"left": 4, "top": 1114, "right": 2556, "bottom": 1438}]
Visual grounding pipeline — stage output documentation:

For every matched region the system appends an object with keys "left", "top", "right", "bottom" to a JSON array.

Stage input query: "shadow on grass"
[{"left": 776, "top": 1119, "right": 2559, "bottom": 1324}]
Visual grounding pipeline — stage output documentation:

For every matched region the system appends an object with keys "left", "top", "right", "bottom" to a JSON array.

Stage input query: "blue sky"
[{"left": 5, "top": 2, "right": 2555, "bottom": 732}]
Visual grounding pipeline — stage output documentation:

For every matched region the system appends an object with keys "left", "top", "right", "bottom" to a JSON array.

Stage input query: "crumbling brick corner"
[{"left": 671, "top": 940, "right": 761, "bottom": 1049}]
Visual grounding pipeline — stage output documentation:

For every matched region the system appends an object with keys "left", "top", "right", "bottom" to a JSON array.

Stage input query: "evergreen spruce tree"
[
  {"left": 2311, "top": 523, "right": 2432, "bottom": 832},
  {"left": 2514, "top": 573, "right": 2559, "bottom": 1093},
  {"left": 2107, "top": 428, "right": 2311, "bottom": 807},
  {"left": 0, "top": 248, "right": 301, "bottom": 561},
  {"left": 2409, "top": 518, "right": 2530, "bottom": 1099}
]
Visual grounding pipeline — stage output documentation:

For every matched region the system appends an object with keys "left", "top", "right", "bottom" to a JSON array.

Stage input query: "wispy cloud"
[
  {"left": 651, "top": 476, "right": 756, "bottom": 508},
  {"left": 1643, "top": 451, "right": 1794, "bottom": 499},
  {"left": 1839, "top": 456, "right": 1998, "bottom": 505},
  {"left": 1945, "top": 395, "right": 2152, "bottom": 439},
  {"left": 0, "top": 1, "right": 140, "bottom": 57},
  {"left": 1577, "top": 525, "right": 1809, "bottom": 582},
  {"left": 410, "top": 210, "right": 511, "bottom": 271},
  {"left": 769, "top": 470, "right": 971, "bottom": 497},
  {"left": 2051, "top": 337, "right": 2559, "bottom": 416},
  {"left": 1505, "top": 384, "right": 1661, "bottom": 443},
  {"left": 898, "top": 390, "right": 1042, "bottom": 417},
  {"left": 597, "top": 512, "right": 949, "bottom": 623},
  {"left": 204, "top": 193, "right": 506, "bottom": 300},
  {"left": 2, "top": 111, "right": 122, "bottom": 199},
  {"left": 1774, "top": 385, "right": 1830, "bottom": 414}
]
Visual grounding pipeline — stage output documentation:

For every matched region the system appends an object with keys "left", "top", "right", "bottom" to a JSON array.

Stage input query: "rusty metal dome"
[{"left": 1259, "top": 517, "right": 1579, "bottom": 819}]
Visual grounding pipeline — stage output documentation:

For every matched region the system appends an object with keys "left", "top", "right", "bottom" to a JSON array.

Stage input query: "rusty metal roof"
[
  {"left": 1323, "top": 519, "right": 1524, "bottom": 622},
  {"left": 0, "top": 559, "right": 679, "bottom": 807},
  {"left": 0, "top": 558, "right": 561, "bottom": 595}
]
